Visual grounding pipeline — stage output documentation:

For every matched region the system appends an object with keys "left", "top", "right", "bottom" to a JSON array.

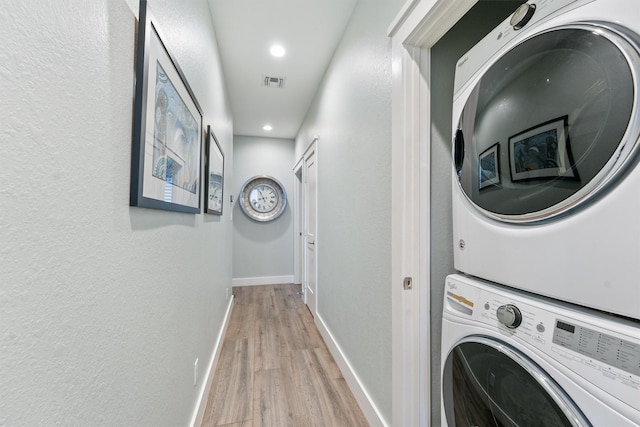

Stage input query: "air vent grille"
[{"left": 263, "top": 76, "right": 286, "bottom": 88}]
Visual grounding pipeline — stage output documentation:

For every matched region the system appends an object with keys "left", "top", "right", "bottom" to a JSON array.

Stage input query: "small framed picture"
[
  {"left": 130, "top": 0, "right": 203, "bottom": 213},
  {"left": 478, "top": 142, "right": 500, "bottom": 190},
  {"left": 508, "top": 115, "right": 578, "bottom": 182},
  {"left": 204, "top": 126, "right": 224, "bottom": 215}
]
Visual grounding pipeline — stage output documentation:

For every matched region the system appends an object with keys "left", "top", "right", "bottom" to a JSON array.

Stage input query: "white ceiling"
[{"left": 208, "top": 0, "right": 358, "bottom": 139}]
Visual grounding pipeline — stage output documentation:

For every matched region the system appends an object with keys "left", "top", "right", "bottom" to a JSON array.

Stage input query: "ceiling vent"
[{"left": 263, "top": 76, "right": 286, "bottom": 88}]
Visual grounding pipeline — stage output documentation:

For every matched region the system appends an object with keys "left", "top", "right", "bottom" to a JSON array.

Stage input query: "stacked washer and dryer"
[{"left": 441, "top": 0, "right": 640, "bottom": 425}]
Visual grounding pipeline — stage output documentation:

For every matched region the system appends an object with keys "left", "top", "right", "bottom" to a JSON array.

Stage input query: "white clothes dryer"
[
  {"left": 451, "top": 0, "right": 640, "bottom": 319},
  {"left": 441, "top": 274, "right": 640, "bottom": 427}
]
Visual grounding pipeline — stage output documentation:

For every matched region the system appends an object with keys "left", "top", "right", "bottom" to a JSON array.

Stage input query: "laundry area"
[{"left": 391, "top": 0, "right": 640, "bottom": 425}]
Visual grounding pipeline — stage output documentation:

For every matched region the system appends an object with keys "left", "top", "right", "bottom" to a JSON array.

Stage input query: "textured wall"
[
  {"left": 294, "top": 0, "right": 404, "bottom": 422},
  {"left": 232, "top": 135, "right": 294, "bottom": 281},
  {"left": 0, "top": 0, "right": 233, "bottom": 425}
]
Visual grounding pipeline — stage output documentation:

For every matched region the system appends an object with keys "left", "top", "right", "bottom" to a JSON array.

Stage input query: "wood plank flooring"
[{"left": 201, "top": 284, "right": 369, "bottom": 427}]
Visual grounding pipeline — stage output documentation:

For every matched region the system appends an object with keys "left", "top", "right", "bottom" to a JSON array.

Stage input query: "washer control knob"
[
  {"left": 510, "top": 3, "right": 536, "bottom": 30},
  {"left": 497, "top": 304, "right": 522, "bottom": 329}
]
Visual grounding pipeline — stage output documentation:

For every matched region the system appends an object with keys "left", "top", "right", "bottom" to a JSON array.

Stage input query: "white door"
[
  {"left": 304, "top": 144, "right": 318, "bottom": 317},
  {"left": 293, "top": 162, "right": 304, "bottom": 288}
]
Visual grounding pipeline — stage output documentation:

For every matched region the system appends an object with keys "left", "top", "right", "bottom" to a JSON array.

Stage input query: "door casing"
[
  {"left": 304, "top": 143, "right": 318, "bottom": 317},
  {"left": 294, "top": 138, "right": 319, "bottom": 315},
  {"left": 293, "top": 160, "right": 304, "bottom": 287},
  {"left": 389, "top": 1, "right": 478, "bottom": 426}
]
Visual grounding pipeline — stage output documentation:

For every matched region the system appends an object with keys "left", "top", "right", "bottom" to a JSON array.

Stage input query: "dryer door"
[
  {"left": 454, "top": 23, "right": 640, "bottom": 222},
  {"left": 442, "top": 337, "right": 590, "bottom": 427}
]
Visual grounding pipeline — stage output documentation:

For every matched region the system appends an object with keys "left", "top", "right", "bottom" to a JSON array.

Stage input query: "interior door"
[
  {"left": 304, "top": 144, "right": 317, "bottom": 317},
  {"left": 293, "top": 162, "right": 304, "bottom": 288}
]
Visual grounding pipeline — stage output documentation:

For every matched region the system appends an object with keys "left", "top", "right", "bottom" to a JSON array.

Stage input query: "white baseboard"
[
  {"left": 190, "top": 295, "right": 235, "bottom": 427},
  {"left": 314, "top": 313, "right": 388, "bottom": 427},
  {"left": 231, "top": 275, "right": 294, "bottom": 287}
]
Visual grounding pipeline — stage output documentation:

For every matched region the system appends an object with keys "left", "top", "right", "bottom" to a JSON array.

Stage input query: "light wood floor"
[{"left": 201, "top": 284, "right": 369, "bottom": 427}]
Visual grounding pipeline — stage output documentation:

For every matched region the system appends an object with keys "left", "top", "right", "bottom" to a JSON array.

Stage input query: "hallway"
[
  {"left": 201, "top": 284, "right": 368, "bottom": 426},
  {"left": 0, "top": 0, "right": 398, "bottom": 423}
]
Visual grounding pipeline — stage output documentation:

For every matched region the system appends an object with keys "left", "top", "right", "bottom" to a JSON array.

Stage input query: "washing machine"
[
  {"left": 451, "top": 0, "right": 640, "bottom": 319},
  {"left": 441, "top": 274, "right": 640, "bottom": 426}
]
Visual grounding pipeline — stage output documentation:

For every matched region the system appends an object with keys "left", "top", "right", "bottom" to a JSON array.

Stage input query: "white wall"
[
  {"left": 294, "top": 0, "right": 404, "bottom": 422},
  {"left": 232, "top": 135, "right": 294, "bottom": 284},
  {"left": 0, "top": 1, "right": 233, "bottom": 425}
]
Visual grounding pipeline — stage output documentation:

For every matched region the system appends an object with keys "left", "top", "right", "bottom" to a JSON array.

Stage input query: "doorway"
[
  {"left": 294, "top": 139, "right": 318, "bottom": 317},
  {"left": 303, "top": 141, "right": 318, "bottom": 317},
  {"left": 293, "top": 162, "right": 304, "bottom": 290},
  {"left": 389, "top": 1, "right": 526, "bottom": 425}
]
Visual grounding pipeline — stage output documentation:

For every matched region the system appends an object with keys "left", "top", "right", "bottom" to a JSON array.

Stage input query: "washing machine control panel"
[
  {"left": 479, "top": 297, "right": 550, "bottom": 347},
  {"left": 496, "top": 304, "right": 523, "bottom": 328},
  {"left": 552, "top": 320, "right": 640, "bottom": 378},
  {"left": 444, "top": 275, "right": 640, "bottom": 413}
]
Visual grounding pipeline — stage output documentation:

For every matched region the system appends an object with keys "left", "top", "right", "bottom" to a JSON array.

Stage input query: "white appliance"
[
  {"left": 451, "top": 0, "right": 640, "bottom": 319},
  {"left": 441, "top": 274, "right": 640, "bottom": 427}
]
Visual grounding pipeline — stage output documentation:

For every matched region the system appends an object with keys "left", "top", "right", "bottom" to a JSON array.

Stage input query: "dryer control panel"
[
  {"left": 453, "top": 0, "right": 595, "bottom": 96},
  {"left": 444, "top": 274, "right": 640, "bottom": 416}
]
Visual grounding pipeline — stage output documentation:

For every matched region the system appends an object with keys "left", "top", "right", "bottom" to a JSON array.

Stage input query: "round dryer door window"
[
  {"left": 442, "top": 338, "right": 589, "bottom": 427},
  {"left": 454, "top": 23, "right": 640, "bottom": 222}
]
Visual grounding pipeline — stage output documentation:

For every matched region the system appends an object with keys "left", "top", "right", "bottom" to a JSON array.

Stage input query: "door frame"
[
  {"left": 303, "top": 140, "right": 318, "bottom": 316},
  {"left": 294, "top": 137, "right": 319, "bottom": 308},
  {"left": 293, "top": 158, "right": 304, "bottom": 288},
  {"left": 388, "top": 1, "right": 477, "bottom": 426}
]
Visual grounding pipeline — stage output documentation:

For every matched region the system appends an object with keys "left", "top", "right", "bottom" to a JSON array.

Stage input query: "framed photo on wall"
[
  {"left": 508, "top": 115, "right": 578, "bottom": 182},
  {"left": 130, "top": 0, "right": 203, "bottom": 213},
  {"left": 204, "top": 125, "right": 224, "bottom": 215},
  {"left": 478, "top": 142, "right": 500, "bottom": 190}
]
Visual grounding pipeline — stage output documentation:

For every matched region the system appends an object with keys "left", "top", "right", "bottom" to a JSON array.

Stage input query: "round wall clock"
[
  {"left": 238, "top": 175, "right": 287, "bottom": 222},
  {"left": 207, "top": 174, "right": 223, "bottom": 213}
]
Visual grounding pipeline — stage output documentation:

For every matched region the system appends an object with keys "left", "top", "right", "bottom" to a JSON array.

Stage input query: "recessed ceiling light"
[
  {"left": 270, "top": 45, "right": 286, "bottom": 57},
  {"left": 263, "top": 124, "right": 273, "bottom": 131}
]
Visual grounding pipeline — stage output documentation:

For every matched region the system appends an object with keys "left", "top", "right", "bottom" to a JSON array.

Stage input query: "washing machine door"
[
  {"left": 454, "top": 22, "right": 640, "bottom": 222},
  {"left": 442, "top": 337, "right": 590, "bottom": 427}
]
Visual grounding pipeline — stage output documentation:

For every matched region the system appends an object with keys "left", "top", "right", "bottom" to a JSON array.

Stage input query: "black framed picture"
[
  {"left": 508, "top": 115, "right": 578, "bottom": 182},
  {"left": 204, "top": 125, "right": 224, "bottom": 215},
  {"left": 478, "top": 142, "right": 500, "bottom": 190},
  {"left": 130, "top": 0, "right": 203, "bottom": 213}
]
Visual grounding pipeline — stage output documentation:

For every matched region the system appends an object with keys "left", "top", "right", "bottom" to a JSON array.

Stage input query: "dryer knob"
[
  {"left": 510, "top": 3, "right": 536, "bottom": 30},
  {"left": 497, "top": 304, "right": 522, "bottom": 329}
]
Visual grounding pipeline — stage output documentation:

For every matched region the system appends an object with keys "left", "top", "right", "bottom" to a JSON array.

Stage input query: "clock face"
[
  {"left": 248, "top": 184, "right": 278, "bottom": 213},
  {"left": 209, "top": 181, "right": 223, "bottom": 211},
  {"left": 207, "top": 173, "right": 223, "bottom": 214},
  {"left": 239, "top": 176, "right": 287, "bottom": 221}
]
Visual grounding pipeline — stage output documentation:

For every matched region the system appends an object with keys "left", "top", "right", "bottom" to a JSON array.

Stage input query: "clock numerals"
[{"left": 249, "top": 185, "right": 278, "bottom": 213}]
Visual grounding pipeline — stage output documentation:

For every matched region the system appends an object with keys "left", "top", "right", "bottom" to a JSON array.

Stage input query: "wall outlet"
[
  {"left": 225, "top": 288, "right": 229, "bottom": 300},
  {"left": 194, "top": 358, "right": 198, "bottom": 386}
]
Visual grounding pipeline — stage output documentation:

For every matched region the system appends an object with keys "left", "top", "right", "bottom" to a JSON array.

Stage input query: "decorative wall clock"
[{"left": 238, "top": 176, "right": 287, "bottom": 222}]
